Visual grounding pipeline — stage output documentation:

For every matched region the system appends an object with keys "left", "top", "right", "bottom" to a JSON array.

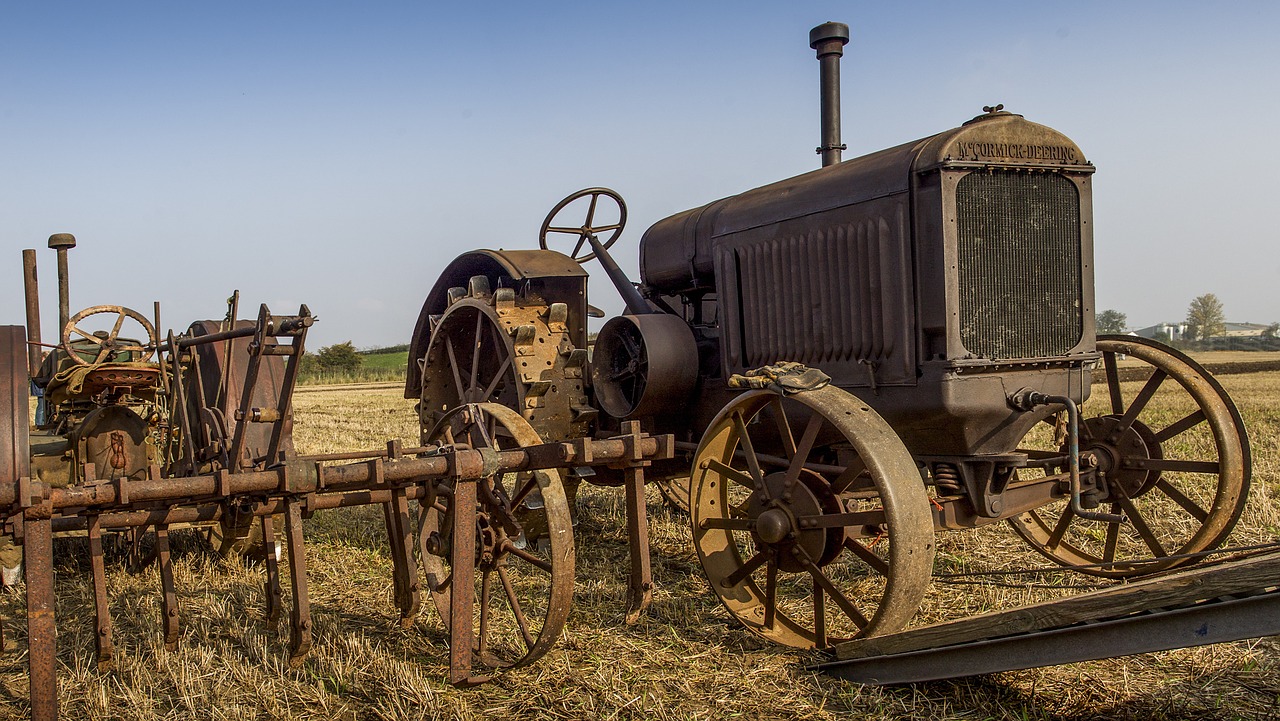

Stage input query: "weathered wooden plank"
[{"left": 836, "top": 551, "right": 1280, "bottom": 660}]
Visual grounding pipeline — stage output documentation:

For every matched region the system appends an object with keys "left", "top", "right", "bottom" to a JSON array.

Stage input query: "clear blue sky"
[{"left": 3, "top": 1, "right": 1277, "bottom": 348}]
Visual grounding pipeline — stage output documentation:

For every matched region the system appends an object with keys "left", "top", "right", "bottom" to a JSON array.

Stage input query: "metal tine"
[
  {"left": 387, "top": 484, "right": 420, "bottom": 626},
  {"left": 156, "top": 525, "right": 180, "bottom": 651},
  {"left": 87, "top": 515, "right": 114, "bottom": 671},
  {"left": 284, "top": 499, "right": 312, "bottom": 667},
  {"left": 261, "top": 513, "right": 282, "bottom": 628}
]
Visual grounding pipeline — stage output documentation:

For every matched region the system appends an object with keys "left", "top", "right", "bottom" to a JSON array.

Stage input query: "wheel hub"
[
  {"left": 1080, "top": 415, "right": 1162, "bottom": 500},
  {"left": 748, "top": 469, "right": 843, "bottom": 573}
]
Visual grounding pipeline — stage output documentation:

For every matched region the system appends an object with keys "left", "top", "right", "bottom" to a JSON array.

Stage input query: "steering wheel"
[
  {"left": 538, "top": 187, "right": 627, "bottom": 263},
  {"left": 61, "top": 305, "right": 158, "bottom": 367}
]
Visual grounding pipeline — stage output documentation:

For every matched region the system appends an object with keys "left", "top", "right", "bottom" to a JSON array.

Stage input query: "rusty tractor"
[{"left": 406, "top": 21, "right": 1252, "bottom": 652}]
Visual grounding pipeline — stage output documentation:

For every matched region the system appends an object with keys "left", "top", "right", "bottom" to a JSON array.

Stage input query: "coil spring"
[{"left": 932, "top": 462, "right": 963, "bottom": 497}]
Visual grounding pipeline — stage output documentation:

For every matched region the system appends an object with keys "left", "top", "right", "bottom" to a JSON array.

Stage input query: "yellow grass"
[{"left": 1, "top": 372, "right": 1278, "bottom": 719}]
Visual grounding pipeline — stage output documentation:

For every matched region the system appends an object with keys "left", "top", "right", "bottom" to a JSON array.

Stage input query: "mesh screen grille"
[{"left": 956, "top": 172, "right": 1082, "bottom": 359}]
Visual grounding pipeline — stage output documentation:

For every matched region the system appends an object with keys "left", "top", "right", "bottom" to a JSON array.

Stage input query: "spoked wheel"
[
  {"left": 419, "top": 277, "right": 592, "bottom": 443},
  {"left": 1010, "top": 336, "right": 1250, "bottom": 578},
  {"left": 420, "top": 403, "right": 575, "bottom": 670},
  {"left": 691, "top": 385, "right": 934, "bottom": 649}
]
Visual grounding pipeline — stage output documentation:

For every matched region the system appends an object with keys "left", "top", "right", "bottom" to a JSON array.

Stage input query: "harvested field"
[{"left": 1, "top": 372, "right": 1278, "bottom": 719}]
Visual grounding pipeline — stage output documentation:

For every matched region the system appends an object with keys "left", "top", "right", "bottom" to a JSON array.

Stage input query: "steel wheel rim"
[
  {"left": 1010, "top": 337, "right": 1249, "bottom": 577},
  {"left": 420, "top": 403, "right": 575, "bottom": 669},
  {"left": 690, "top": 386, "right": 934, "bottom": 649}
]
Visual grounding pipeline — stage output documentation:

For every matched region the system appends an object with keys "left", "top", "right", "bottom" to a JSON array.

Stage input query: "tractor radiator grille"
[{"left": 956, "top": 171, "right": 1082, "bottom": 359}]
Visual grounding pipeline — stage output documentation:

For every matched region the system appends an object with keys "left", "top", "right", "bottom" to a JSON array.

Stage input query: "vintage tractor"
[
  {"left": 406, "top": 22, "right": 1251, "bottom": 649},
  {"left": 11, "top": 233, "right": 312, "bottom": 572}
]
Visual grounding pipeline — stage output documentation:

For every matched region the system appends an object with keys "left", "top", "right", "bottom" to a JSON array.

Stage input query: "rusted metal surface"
[
  {"left": 22, "top": 250, "right": 42, "bottom": 376},
  {"left": 87, "top": 515, "right": 114, "bottom": 672},
  {"left": 421, "top": 403, "right": 577, "bottom": 683},
  {"left": 156, "top": 525, "right": 180, "bottom": 651},
  {"left": 284, "top": 499, "right": 311, "bottom": 668},
  {"left": 25, "top": 511, "right": 56, "bottom": 721}
]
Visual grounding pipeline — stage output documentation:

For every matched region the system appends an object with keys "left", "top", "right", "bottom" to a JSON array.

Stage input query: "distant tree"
[
  {"left": 315, "top": 341, "right": 363, "bottom": 373},
  {"left": 1185, "top": 294, "right": 1226, "bottom": 340},
  {"left": 1095, "top": 309, "right": 1128, "bottom": 335},
  {"left": 1263, "top": 322, "right": 1280, "bottom": 339}
]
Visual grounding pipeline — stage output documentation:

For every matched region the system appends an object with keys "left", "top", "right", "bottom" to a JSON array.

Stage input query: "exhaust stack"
[
  {"left": 48, "top": 233, "right": 76, "bottom": 333},
  {"left": 22, "top": 250, "right": 42, "bottom": 376},
  {"left": 810, "top": 22, "right": 849, "bottom": 167}
]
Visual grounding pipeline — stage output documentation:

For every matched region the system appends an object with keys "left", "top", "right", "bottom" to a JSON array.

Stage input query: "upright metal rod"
[
  {"left": 810, "top": 22, "right": 850, "bottom": 167},
  {"left": 22, "top": 249, "right": 42, "bottom": 376},
  {"left": 48, "top": 234, "right": 76, "bottom": 334},
  {"left": 24, "top": 513, "right": 57, "bottom": 721}
]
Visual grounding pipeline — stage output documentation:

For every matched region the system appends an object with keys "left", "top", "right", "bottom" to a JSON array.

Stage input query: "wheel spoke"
[
  {"left": 763, "top": 559, "right": 777, "bottom": 630},
  {"left": 1046, "top": 505, "right": 1075, "bottom": 550},
  {"left": 585, "top": 192, "right": 599, "bottom": 227},
  {"left": 723, "top": 550, "right": 769, "bottom": 588},
  {"left": 805, "top": 561, "right": 868, "bottom": 630},
  {"left": 497, "top": 564, "right": 535, "bottom": 649},
  {"left": 830, "top": 460, "right": 868, "bottom": 494},
  {"left": 730, "top": 412, "right": 767, "bottom": 493},
  {"left": 444, "top": 339, "right": 466, "bottom": 401},
  {"left": 706, "top": 458, "right": 756, "bottom": 491},
  {"left": 545, "top": 226, "right": 583, "bottom": 235},
  {"left": 504, "top": 542, "right": 553, "bottom": 573},
  {"left": 570, "top": 234, "right": 588, "bottom": 260},
  {"left": 1128, "top": 458, "right": 1220, "bottom": 474},
  {"left": 1103, "top": 351, "right": 1124, "bottom": 414},
  {"left": 1154, "top": 410, "right": 1207, "bottom": 444},
  {"left": 768, "top": 397, "right": 796, "bottom": 458},
  {"left": 110, "top": 311, "right": 126, "bottom": 338},
  {"left": 1113, "top": 370, "right": 1167, "bottom": 437},
  {"left": 1113, "top": 495, "right": 1168, "bottom": 558},
  {"left": 479, "top": 355, "right": 512, "bottom": 402},
  {"left": 843, "top": 538, "right": 889, "bottom": 576},
  {"left": 469, "top": 310, "right": 483, "bottom": 392},
  {"left": 588, "top": 223, "right": 621, "bottom": 233},
  {"left": 509, "top": 476, "right": 539, "bottom": 509},
  {"left": 1102, "top": 509, "right": 1121, "bottom": 563},
  {"left": 1155, "top": 478, "right": 1209, "bottom": 522},
  {"left": 784, "top": 414, "right": 824, "bottom": 495},
  {"left": 71, "top": 326, "right": 101, "bottom": 343},
  {"left": 699, "top": 517, "right": 753, "bottom": 532}
]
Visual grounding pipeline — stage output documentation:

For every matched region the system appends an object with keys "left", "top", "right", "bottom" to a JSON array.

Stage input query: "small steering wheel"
[
  {"left": 539, "top": 187, "right": 627, "bottom": 263},
  {"left": 61, "top": 305, "right": 158, "bottom": 367}
]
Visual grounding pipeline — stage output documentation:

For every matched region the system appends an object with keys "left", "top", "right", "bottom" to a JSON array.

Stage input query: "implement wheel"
[
  {"left": 691, "top": 386, "right": 934, "bottom": 649},
  {"left": 1011, "top": 336, "right": 1250, "bottom": 577},
  {"left": 420, "top": 403, "right": 575, "bottom": 670}
]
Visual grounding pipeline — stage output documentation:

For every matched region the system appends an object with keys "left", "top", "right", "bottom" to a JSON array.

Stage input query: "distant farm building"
[
  {"left": 1130, "top": 321, "right": 1269, "bottom": 341},
  {"left": 1131, "top": 323, "right": 1187, "bottom": 341}
]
